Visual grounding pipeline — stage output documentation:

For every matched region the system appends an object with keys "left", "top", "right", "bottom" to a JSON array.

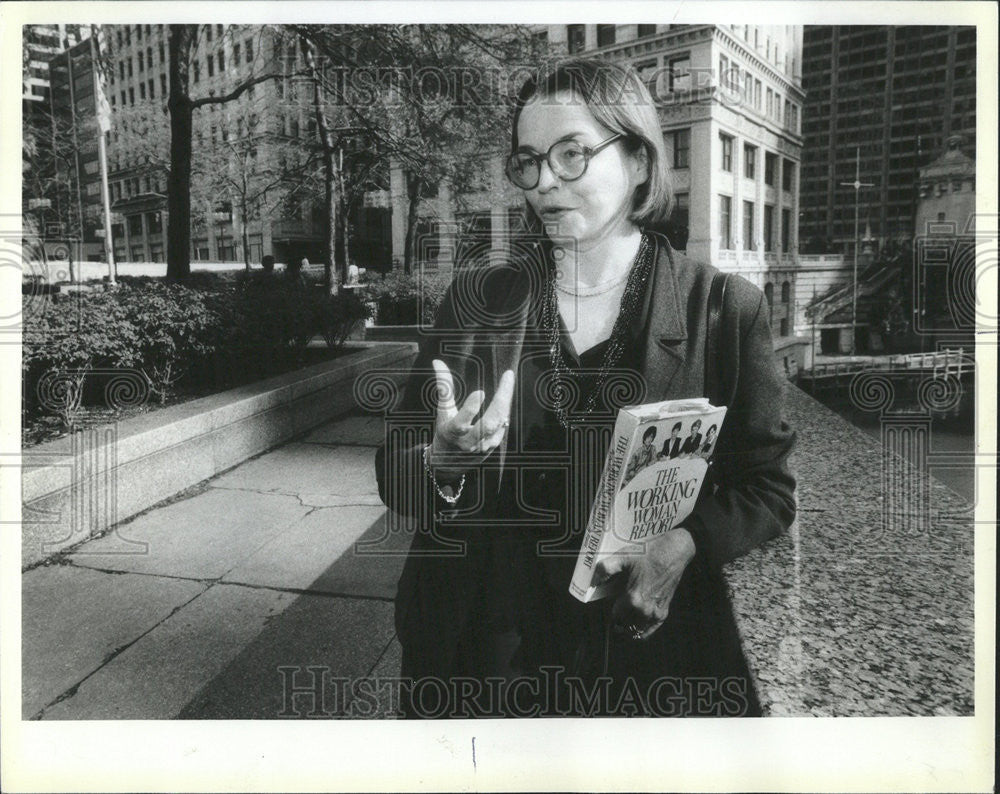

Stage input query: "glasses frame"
[{"left": 505, "top": 133, "right": 624, "bottom": 190}]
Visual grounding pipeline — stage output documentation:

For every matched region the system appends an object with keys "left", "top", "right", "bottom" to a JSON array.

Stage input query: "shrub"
[
  {"left": 363, "top": 268, "right": 452, "bottom": 326},
  {"left": 319, "top": 292, "right": 372, "bottom": 349},
  {"left": 23, "top": 288, "right": 143, "bottom": 424},
  {"left": 21, "top": 276, "right": 362, "bottom": 441},
  {"left": 116, "top": 282, "right": 218, "bottom": 403}
]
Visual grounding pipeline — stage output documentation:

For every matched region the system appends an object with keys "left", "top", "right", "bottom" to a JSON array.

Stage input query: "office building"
[
  {"left": 799, "top": 25, "right": 977, "bottom": 254},
  {"left": 442, "top": 24, "right": 808, "bottom": 336},
  {"left": 37, "top": 33, "right": 107, "bottom": 261}
]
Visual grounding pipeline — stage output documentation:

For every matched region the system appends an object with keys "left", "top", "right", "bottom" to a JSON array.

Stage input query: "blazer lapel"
[
  {"left": 488, "top": 274, "right": 532, "bottom": 489},
  {"left": 638, "top": 237, "right": 689, "bottom": 400}
]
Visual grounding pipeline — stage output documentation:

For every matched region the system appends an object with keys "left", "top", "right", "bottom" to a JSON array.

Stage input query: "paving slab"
[
  {"left": 67, "top": 489, "right": 310, "bottom": 580},
  {"left": 222, "top": 505, "right": 390, "bottom": 594},
  {"left": 301, "top": 414, "right": 386, "bottom": 447},
  {"left": 307, "top": 511, "right": 414, "bottom": 599},
  {"left": 210, "top": 443, "right": 379, "bottom": 503},
  {"left": 22, "top": 565, "right": 207, "bottom": 719},
  {"left": 39, "top": 583, "right": 290, "bottom": 719},
  {"left": 342, "top": 636, "right": 404, "bottom": 719},
  {"left": 176, "top": 593, "right": 396, "bottom": 719}
]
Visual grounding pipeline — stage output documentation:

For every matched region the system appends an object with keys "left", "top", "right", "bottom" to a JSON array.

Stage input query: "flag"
[{"left": 89, "top": 27, "right": 112, "bottom": 134}]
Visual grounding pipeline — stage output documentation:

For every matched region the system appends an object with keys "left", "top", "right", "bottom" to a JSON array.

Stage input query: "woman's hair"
[
  {"left": 510, "top": 58, "right": 673, "bottom": 229},
  {"left": 642, "top": 426, "right": 657, "bottom": 443}
]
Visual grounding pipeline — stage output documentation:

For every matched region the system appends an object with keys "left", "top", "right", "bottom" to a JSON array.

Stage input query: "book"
[{"left": 569, "top": 398, "right": 727, "bottom": 603}]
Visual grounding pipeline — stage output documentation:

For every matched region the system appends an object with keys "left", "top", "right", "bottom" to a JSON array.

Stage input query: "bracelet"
[{"left": 422, "top": 444, "right": 466, "bottom": 504}]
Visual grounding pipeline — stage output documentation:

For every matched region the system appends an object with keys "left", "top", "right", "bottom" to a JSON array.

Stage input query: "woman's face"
[{"left": 515, "top": 92, "right": 647, "bottom": 250}]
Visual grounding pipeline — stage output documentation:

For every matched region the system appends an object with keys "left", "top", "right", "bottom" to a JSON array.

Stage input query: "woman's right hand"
[{"left": 427, "top": 359, "right": 515, "bottom": 479}]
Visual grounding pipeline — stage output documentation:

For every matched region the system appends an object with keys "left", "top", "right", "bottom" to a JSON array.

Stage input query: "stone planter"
[{"left": 20, "top": 341, "right": 418, "bottom": 568}]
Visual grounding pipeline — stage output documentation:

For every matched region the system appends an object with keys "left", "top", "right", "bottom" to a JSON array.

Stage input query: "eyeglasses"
[{"left": 505, "top": 133, "right": 623, "bottom": 190}]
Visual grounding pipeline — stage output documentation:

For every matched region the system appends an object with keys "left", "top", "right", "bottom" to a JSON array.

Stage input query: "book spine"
[{"left": 569, "top": 411, "right": 639, "bottom": 602}]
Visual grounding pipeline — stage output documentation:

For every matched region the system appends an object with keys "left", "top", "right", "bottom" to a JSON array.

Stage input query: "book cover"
[{"left": 569, "top": 398, "right": 727, "bottom": 603}]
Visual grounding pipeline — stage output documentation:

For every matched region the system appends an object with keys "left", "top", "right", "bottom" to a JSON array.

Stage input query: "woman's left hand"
[{"left": 594, "top": 528, "right": 696, "bottom": 641}]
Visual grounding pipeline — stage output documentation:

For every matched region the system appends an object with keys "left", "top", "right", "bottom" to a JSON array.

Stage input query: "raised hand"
[{"left": 427, "top": 359, "right": 515, "bottom": 478}]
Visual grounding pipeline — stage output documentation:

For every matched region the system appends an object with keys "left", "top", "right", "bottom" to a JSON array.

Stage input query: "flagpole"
[{"left": 89, "top": 27, "right": 116, "bottom": 285}]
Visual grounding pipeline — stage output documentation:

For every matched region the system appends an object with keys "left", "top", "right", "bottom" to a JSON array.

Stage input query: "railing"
[{"left": 801, "top": 348, "right": 971, "bottom": 387}]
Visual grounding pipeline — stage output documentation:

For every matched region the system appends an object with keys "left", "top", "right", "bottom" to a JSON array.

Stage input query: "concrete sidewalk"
[{"left": 22, "top": 411, "right": 409, "bottom": 720}]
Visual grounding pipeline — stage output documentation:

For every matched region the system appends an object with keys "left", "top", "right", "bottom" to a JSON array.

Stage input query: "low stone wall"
[{"left": 21, "top": 342, "right": 418, "bottom": 569}]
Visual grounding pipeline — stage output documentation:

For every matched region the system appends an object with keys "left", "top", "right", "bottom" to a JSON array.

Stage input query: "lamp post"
[{"left": 840, "top": 147, "right": 874, "bottom": 357}]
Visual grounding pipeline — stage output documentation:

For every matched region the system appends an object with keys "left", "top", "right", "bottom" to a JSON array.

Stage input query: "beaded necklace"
[{"left": 542, "top": 233, "right": 653, "bottom": 428}]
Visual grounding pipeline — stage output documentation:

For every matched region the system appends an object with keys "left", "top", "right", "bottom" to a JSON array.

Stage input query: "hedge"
[{"left": 22, "top": 276, "right": 371, "bottom": 435}]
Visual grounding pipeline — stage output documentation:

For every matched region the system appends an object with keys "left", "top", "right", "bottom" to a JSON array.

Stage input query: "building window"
[
  {"left": 128, "top": 87, "right": 134, "bottom": 104},
  {"left": 672, "top": 128, "right": 690, "bottom": 169},
  {"left": 147, "top": 211, "right": 162, "bottom": 233},
  {"left": 669, "top": 56, "right": 690, "bottom": 92},
  {"left": 765, "top": 151, "right": 776, "bottom": 186},
  {"left": 744, "top": 144, "right": 756, "bottom": 179},
  {"left": 245, "top": 38, "right": 254, "bottom": 62},
  {"left": 117, "top": 30, "right": 123, "bottom": 49},
  {"left": 206, "top": 25, "right": 212, "bottom": 42},
  {"left": 781, "top": 208, "right": 791, "bottom": 250},
  {"left": 207, "top": 55, "right": 214, "bottom": 77},
  {"left": 635, "top": 60, "right": 659, "bottom": 94},
  {"left": 669, "top": 192, "right": 689, "bottom": 249},
  {"left": 638, "top": 24, "right": 657, "bottom": 38},
  {"left": 161, "top": 74, "right": 167, "bottom": 94},
  {"left": 567, "top": 25, "right": 585, "bottom": 54},
  {"left": 779, "top": 318, "right": 788, "bottom": 336},
  {"left": 754, "top": 78, "right": 762, "bottom": 110},
  {"left": 233, "top": 42, "right": 240, "bottom": 64},
  {"left": 719, "top": 195, "right": 732, "bottom": 249},
  {"left": 139, "top": 82, "right": 146, "bottom": 99},
  {"left": 149, "top": 78, "right": 155, "bottom": 97},
  {"left": 766, "top": 87, "right": 773, "bottom": 118},
  {"left": 781, "top": 280, "right": 790, "bottom": 303},
  {"left": 782, "top": 159, "right": 795, "bottom": 191},
  {"left": 719, "top": 54, "right": 730, "bottom": 89},
  {"left": 764, "top": 282, "right": 774, "bottom": 306},
  {"left": 119, "top": 61, "right": 125, "bottom": 80},
  {"left": 764, "top": 204, "right": 775, "bottom": 251},
  {"left": 743, "top": 200, "right": 755, "bottom": 250},
  {"left": 127, "top": 57, "right": 133, "bottom": 78},
  {"left": 597, "top": 25, "right": 615, "bottom": 48},
  {"left": 127, "top": 214, "right": 143, "bottom": 235},
  {"left": 159, "top": 42, "right": 165, "bottom": 63},
  {"left": 136, "top": 24, "right": 143, "bottom": 42},
  {"left": 217, "top": 236, "right": 236, "bottom": 261},
  {"left": 720, "top": 133, "right": 733, "bottom": 171},
  {"left": 217, "top": 51, "right": 224, "bottom": 73},
  {"left": 216, "top": 24, "right": 224, "bottom": 37}
]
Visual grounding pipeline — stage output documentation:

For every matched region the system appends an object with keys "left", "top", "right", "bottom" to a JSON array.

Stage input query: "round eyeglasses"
[{"left": 505, "top": 133, "right": 623, "bottom": 190}]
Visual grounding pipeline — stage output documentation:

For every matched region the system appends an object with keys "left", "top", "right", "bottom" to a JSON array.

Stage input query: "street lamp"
[{"left": 840, "top": 147, "right": 874, "bottom": 357}]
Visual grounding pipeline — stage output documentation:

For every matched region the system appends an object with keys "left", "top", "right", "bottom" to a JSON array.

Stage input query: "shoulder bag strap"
[{"left": 705, "top": 271, "right": 730, "bottom": 405}]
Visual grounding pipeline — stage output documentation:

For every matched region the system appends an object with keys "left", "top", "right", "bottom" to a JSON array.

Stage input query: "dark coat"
[{"left": 374, "top": 232, "right": 796, "bottom": 684}]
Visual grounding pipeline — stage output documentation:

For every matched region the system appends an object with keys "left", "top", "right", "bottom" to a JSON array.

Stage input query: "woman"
[{"left": 374, "top": 59, "right": 796, "bottom": 718}]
